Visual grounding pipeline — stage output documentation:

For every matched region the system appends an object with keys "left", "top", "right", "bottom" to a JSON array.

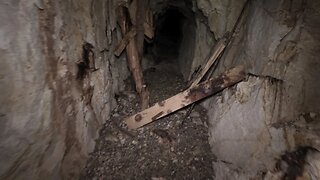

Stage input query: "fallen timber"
[{"left": 125, "top": 66, "right": 246, "bottom": 129}]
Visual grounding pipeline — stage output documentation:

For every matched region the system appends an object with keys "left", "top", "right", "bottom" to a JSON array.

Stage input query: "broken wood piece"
[
  {"left": 190, "top": 38, "right": 227, "bottom": 88},
  {"left": 125, "top": 66, "right": 246, "bottom": 129},
  {"left": 117, "top": 5, "right": 150, "bottom": 110},
  {"left": 114, "top": 29, "right": 137, "bottom": 57},
  {"left": 113, "top": 24, "right": 153, "bottom": 57},
  {"left": 144, "top": 22, "right": 154, "bottom": 39}
]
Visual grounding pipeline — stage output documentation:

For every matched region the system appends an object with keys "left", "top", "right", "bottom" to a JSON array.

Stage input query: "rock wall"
[
  {"left": 196, "top": 0, "right": 246, "bottom": 39},
  {"left": 201, "top": 0, "right": 320, "bottom": 178},
  {"left": 0, "top": 0, "right": 128, "bottom": 179},
  {"left": 185, "top": 0, "right": 246, "bottom": 81}
]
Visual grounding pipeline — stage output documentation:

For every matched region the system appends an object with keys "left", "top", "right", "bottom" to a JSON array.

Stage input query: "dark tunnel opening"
[
  {"left": 144, "top": 6, "right": 196, "bottom": 66},
  {"left": 143, "top": 4, "right": 196, "bottom": 80},
  {"left": 154, "top": 8, "right": 185, "bottom": 61}
]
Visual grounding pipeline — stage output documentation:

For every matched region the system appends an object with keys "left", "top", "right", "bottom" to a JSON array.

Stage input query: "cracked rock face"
[
  {"left": 202, "top": 0, "right": 320, "bottom": 178},
  {"left": 0, "top": 0, "right": 128, "bottom": 179},
  {"left": 204, "top": 77, "right": 286, "bottom": 179}
]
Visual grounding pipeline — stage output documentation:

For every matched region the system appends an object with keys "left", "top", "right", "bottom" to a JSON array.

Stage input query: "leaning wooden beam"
[
  {"left": 114, "top": 29, "right": 137, "bottom": 57},
  {"left": 125, "top": 66, "right": 246, "bottom": 129},
  {"left": 113, "top": 24, "right": 154, "bottom": 57},
  {"left": 190, "top": 38, "right": 227, "bottom": 88}
]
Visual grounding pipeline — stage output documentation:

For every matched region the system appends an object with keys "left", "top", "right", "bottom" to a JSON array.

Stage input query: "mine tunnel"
[
  {"left": 144, "top": 2, "right": 196, "bottom": 80},
  {"left": 153, "top": 7, "right": 188, "bottom": 61},
  {"left": 1, "top": 0, "right": 320, "bottom": 179}
]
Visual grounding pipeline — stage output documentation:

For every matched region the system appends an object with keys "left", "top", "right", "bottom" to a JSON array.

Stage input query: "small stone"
[
  {"left": 170, "top": 147, "right": 175, "bottom": 152},
  {"left": 192, "top": 119, "right": 203, "bottom": 126},
  {"left": 132, "top": 140, "right": 138, "bottom": 145},
  {"left": 190, "top": 111, "right": 201, "bottom": 118},
  {"left": 112, "top": 113, "right": 120, "bottom": 117},
  {"left": 127, "top": 93, "right": 136, "bottom": 100},
  {"left": 151, "top": 177, "right": 166, "bottom": 180},
  {"left": 310, "top": 112, "right": 317, "bottom": 119},
  {"left": 120, "top": 138, "right": 126, "bottom": 144},
  {"left": 105, "top": 133, "right": 118, "bottom": 142}
]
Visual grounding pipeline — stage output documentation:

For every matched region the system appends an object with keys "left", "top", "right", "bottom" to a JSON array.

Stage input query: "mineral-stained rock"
[{"left": 0, "top": 0, "right": 128, "bottom": 179}]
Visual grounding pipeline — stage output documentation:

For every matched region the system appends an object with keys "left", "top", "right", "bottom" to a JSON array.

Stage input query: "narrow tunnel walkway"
[
  {"left": 81, "top": 3, "right": 215, "bottom": 179},
  {"left": 81, "top": 8, "right": 215, "bottom": 180}
]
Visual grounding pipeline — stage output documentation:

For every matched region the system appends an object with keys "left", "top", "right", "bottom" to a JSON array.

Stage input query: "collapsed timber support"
[{"left": 125, "top": 66, "right": 246, "bottom": 129}]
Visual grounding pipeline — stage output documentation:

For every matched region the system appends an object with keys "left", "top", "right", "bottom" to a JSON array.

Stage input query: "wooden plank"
[
  {"left": 125, "top": 66, "right": 246, "bottom": 129},
  {"left": 190, "top": 38, "right": 227, "bottom": 88},
  {"left": 114, "top": 29, "right": 137, "bottom": 57}
]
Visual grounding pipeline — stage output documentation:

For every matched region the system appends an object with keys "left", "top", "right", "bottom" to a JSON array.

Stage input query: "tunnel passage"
[
  {"left": 153, "top": 8, "right": 185, "bottom": 61},
  {"left": 144, "top": 4, "right": 196, "bottom": 79}
]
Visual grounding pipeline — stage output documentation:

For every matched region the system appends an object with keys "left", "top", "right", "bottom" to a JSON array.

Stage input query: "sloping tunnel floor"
[{"left": 80, "top": 62, "right": 216, "bottom": 179}]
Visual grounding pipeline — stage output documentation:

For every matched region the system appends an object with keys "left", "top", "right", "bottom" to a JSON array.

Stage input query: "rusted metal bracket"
[{"left": 125, "top": 66, "right": 246, "bottom": 129}]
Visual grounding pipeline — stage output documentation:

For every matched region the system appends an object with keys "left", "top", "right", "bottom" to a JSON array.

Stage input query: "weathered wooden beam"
[
  {"left": 114, "top": 29, "right": 137, "bottom": 57},
  {"left": 144, "top": 22, "right": 154, "bottom": 39},
  {"left": 125, "top": 66, "right": 246, "bottom": 129},
  {"left": 117, "top": 6, "right": 150, "bottom": 110},
  {"left": 190, "top": 38, "right": 227, "bottom": 88}
]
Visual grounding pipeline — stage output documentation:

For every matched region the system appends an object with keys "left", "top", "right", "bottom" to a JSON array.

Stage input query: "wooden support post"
[
  {"left": 125, "top": 66, "right": 246, "bottom": 129},
  {"left": 117, "top": 6, "right": 150, "bottom": 109}
]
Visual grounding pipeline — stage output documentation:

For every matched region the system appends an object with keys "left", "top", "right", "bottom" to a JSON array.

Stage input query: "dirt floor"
[{"left": 80, "top": 62, "right": 216, "bottom": 179}]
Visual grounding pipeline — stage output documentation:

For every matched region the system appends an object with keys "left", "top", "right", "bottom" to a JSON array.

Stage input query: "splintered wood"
[{"left": 125, "top": 66, "right": 246, "bottom": 129}]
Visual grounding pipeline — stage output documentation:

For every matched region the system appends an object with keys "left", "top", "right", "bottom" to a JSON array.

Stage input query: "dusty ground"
[{"left": 81, "top": 62, "right": 215, "bottom": 179}]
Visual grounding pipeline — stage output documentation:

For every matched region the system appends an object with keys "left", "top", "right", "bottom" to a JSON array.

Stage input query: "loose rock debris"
[{"left": 81, "top": 63, "right": 216, "bottom": 179}]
